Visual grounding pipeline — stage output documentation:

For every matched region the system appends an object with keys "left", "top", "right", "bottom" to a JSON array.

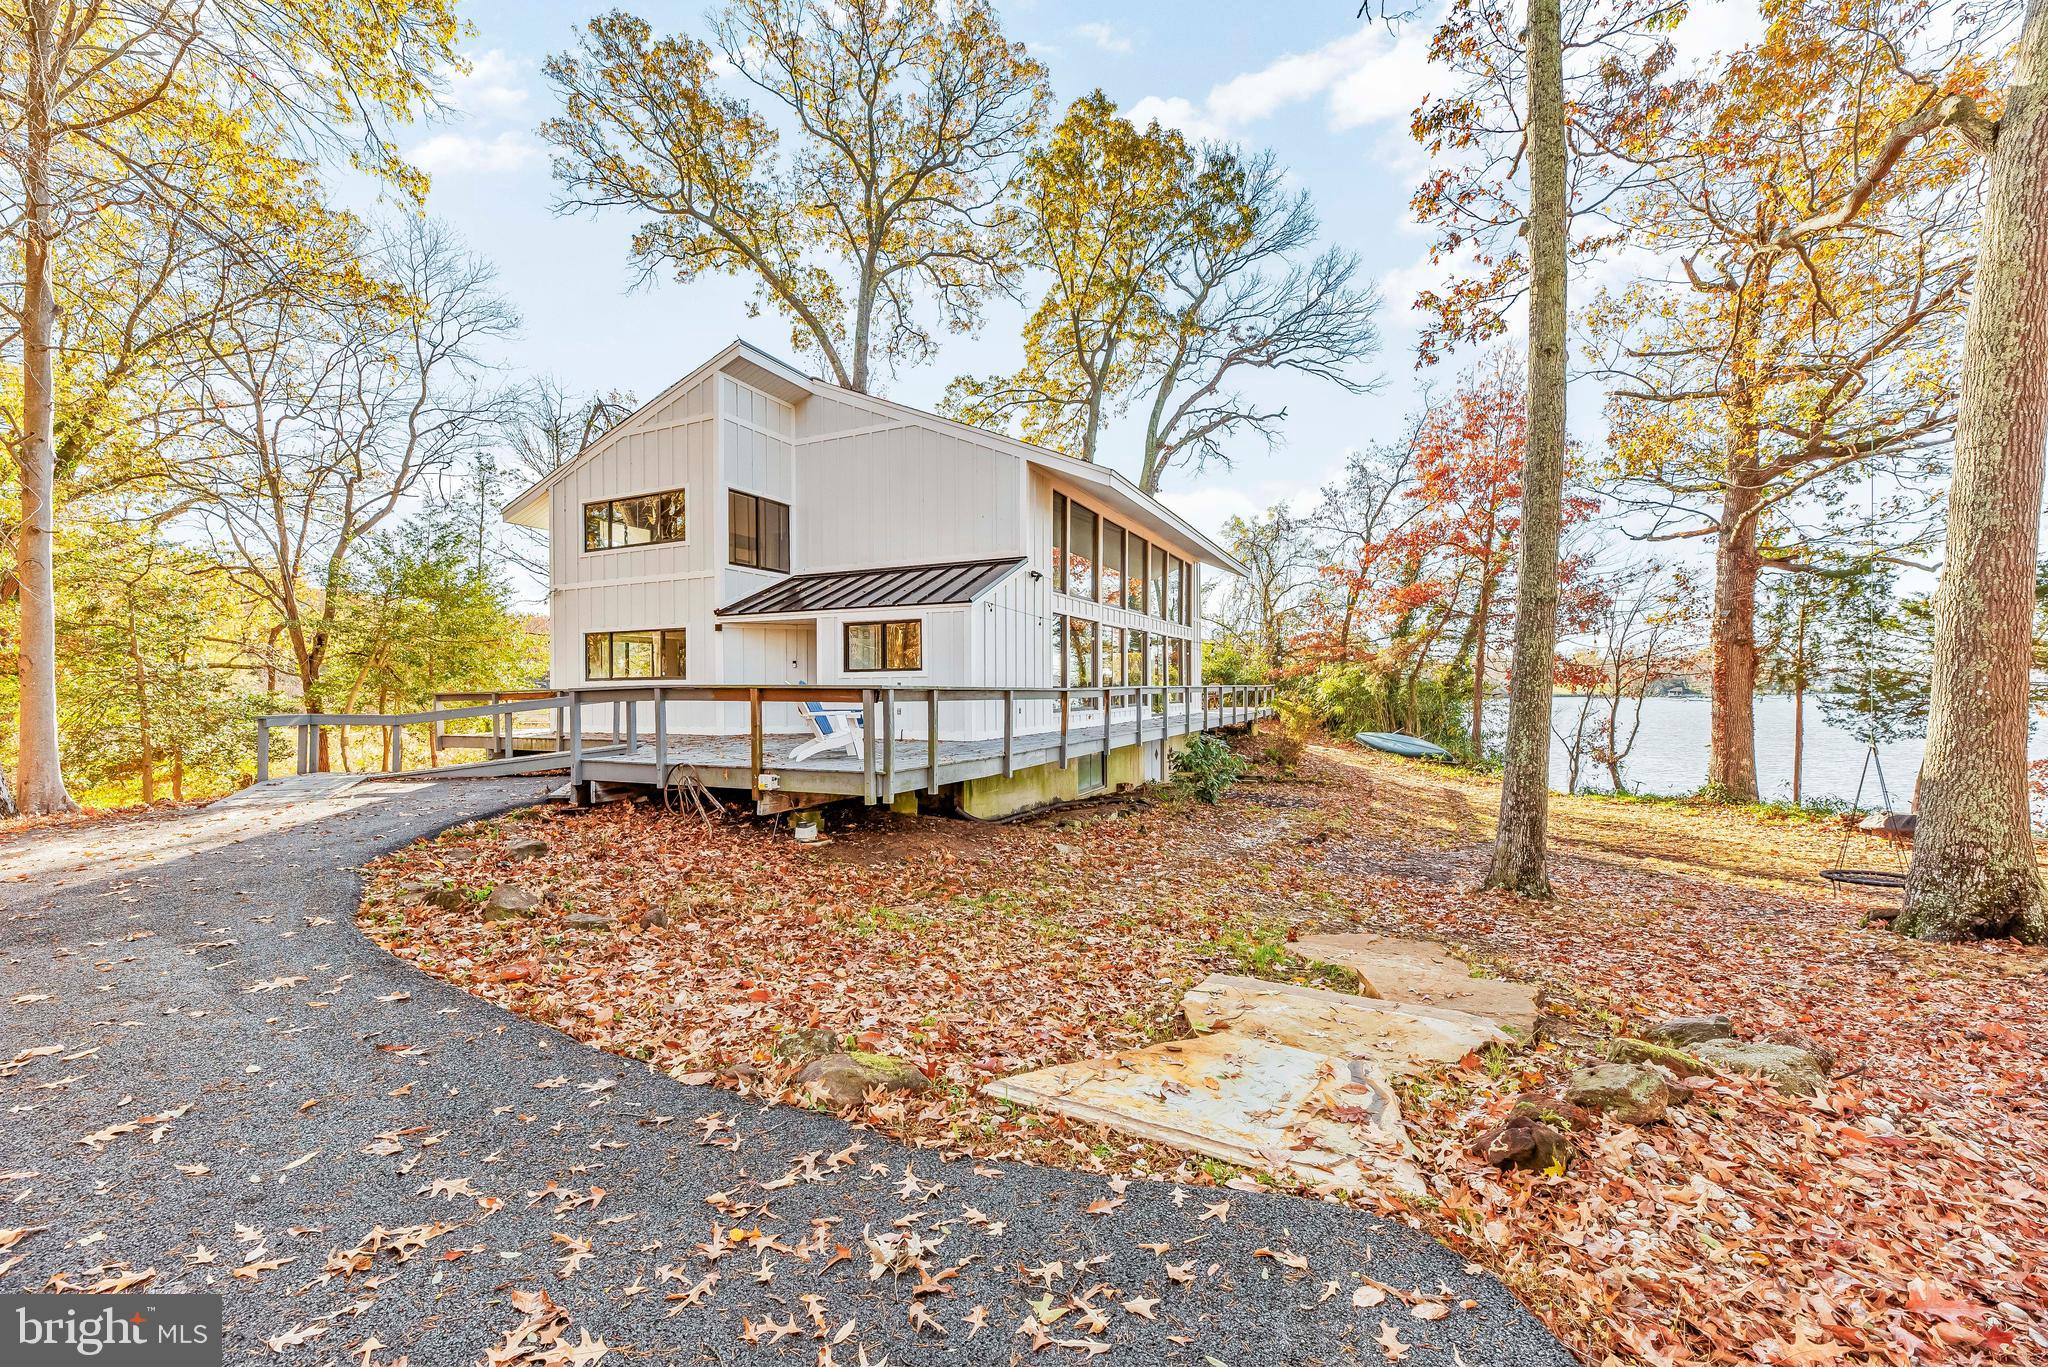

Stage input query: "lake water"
[{"left": 1535, "top": 694, "right": 2047, "bottom": 806}]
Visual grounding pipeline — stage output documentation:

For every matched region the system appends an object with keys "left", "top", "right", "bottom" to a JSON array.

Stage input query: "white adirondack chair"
[{"left": 790, "top": 698, "right": 866, "bottom": 762}]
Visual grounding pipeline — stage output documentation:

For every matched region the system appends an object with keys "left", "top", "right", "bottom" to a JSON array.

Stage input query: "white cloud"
[
  {"left": 450, "top": 49, "right": 532, "bottom": 120},
  {"left": 409, "top": 130, "right": 542, "bottom": 176},
  {"left": 1072, "top": 21, "right": 1133, "bottom": 55},
  {"left": 1134, "top": 24, "right": 1435, "bottom": 146}
]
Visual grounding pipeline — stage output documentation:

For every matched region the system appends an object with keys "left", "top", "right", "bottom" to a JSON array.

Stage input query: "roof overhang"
[{"left": 1025, "top": 451, "right": 1248, "bottom": 578}]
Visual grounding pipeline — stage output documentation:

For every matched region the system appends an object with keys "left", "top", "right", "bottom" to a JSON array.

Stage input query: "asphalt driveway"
[{"left": 0, "top": 777, "right": 1572, "bottom": 1365}]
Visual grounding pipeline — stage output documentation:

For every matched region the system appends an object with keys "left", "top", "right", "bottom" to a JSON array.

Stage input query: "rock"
[
  {"left": 398, "top": 878, "right": 440, "bottom": 894},
  {"left": 1761, "top": 1031, "right": 1837, "bottom": 1074},
  {"left": 773, "top": 1027, "right": 844, "bottom": 1065},
  {"left": 640, "top": 907, "right": 672, "bottom": 929},
  {"left": 504, "top": 837, "right": 551, "bottom": 859},
  {"left": 1606, "top": 1037, "right": 1710, "bottom": 1078},
  {"left": 563, "top": 912, "right": 613, "bottom": 931},
  {"left": 1471, "top": 1115, "right": 1573, "bottom": 1173},
  {"left": 1564, "top": 1063, "right": 1678, "bottom": 1124},
  {"left": 792, "top": 1052, "right": 932, "bottom": 1109},
  {"left": 429, "top": 887, "right": 468, "bottom": 911},
  {"left": 1693, "top": 1039, "right": 1829, "bottom": 1097},
  {"left": 1642, "top": 1014, "right": 1735, "bottom": 1047},
  {"left": 1508, "top": 1094, "right": 1597, "bottom": 1132},
  {"left": 481, "top": 884, "right": 541, "bottom": 921}
]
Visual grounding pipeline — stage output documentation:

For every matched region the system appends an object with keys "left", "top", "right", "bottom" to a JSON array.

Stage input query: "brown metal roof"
[{"left": 715, "top": 556, "right": 1026, "bottom": 617}]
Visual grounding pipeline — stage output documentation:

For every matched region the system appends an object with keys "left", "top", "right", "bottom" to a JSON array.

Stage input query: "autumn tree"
[
  {"left": 1592, "top": 0, "right": 1986, "bottom": 803},
  {"left": 0, "top": 0, "right": 462, "bottom": 813},
  {"left": 543, "top": 0, "right": 1050, "bottom": 394},
  {"left": 1902, "top": 0, "right": 2048, "bottom": 943},
  {"left": 1216, "top": 506, "right": 1319, "bottom": 671},
  {"left": 948, "top": 94, "right": 1379, "bottom": 487},
  {"left": 1409, "top": 0, "right": 1681, "bottom": 892}
]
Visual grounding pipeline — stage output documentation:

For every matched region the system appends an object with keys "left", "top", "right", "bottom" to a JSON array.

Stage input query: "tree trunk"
[
  {"left": 1469, "top": 578, "right": 1490, "bottom": 758},
  {"left": 13, "top": 1, "right": 79, "bottom": 815},
  {"left": 1482, "top": 0, "right": 1565, "bottom": 897},
  {"left": 1791, "top": 603, "right": 1806, "bottom": 806},
  {"left": 1706, "top": 450, "right": 1762, "bottom": 803},
  {"left": 1900, "top": 0, "right": 2048, "bottom": 944}
]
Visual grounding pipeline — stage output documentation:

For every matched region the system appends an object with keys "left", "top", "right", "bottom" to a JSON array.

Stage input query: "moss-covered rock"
[
  {"left": 1642, "top": 1014, "right": 1735, "bottom": 1047},
  {"left": 1606, "top": 1037, "right": 1709, "bottom": 1077},
  {"left": 793, "top": 1051, "right": 932, "bottom": 1109},
  {"left": 1564, "top": 1062, "right": 1678, "bottom": 1124},
  {"left": 1694, "top": 1039, "right": 1829, "bottom": 1097}
]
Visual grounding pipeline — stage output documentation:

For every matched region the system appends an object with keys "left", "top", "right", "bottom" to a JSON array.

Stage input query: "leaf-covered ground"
[{"left": 361, "top": 742, "right": 2048, "bottom": 1366}]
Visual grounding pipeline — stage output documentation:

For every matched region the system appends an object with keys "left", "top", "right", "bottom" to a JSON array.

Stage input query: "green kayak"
[{"left": 1354, "top": 731, "right": 1455, "bottom": 761}]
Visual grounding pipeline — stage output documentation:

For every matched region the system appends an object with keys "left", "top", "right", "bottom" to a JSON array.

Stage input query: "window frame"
[
  {"left": 843, "top": 618, "right": 924, "bottom": 673},
  {"left": 727, "top": 488, "right": 791, "bottom": 573},
  {"left": 581, "top": 487, "right": 687, "bottom": 553},
  {"left": 582, "top": 627, "right": 687, "bottom": 681}
]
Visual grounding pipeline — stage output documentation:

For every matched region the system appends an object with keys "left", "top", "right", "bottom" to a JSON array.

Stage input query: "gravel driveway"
[{"left": 0, "top": 777, "right": 1572, "bottom": 1366}]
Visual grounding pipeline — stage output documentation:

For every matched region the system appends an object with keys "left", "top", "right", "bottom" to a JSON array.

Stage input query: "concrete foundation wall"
[{"left": 956, "top": 734, "right": 1192, "bottom": 820}]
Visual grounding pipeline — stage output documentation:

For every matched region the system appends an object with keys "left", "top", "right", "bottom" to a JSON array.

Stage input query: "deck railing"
[{"left": 256, "top": 681, "right": 1278, "bottom": 803}]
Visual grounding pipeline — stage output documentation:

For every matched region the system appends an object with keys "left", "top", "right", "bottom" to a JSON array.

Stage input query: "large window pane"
[
  {"left": 1166, "top": 555, "right": 1184, "bottom": 623},
  {"left": 1150, "top": 545, "right": 1167, "bottom": 618},
  {"left": 1052, "top": 612, "right": 1067, "bottom": 685},
  {"left": 884, "top": 620, "right": 922, "bottom": 670},
  {"left": 1166, "top": 637, "right": 1184, "bottom": 685},
  {"left": 729, "top": 489, "right": 758, "bottom": 566},
  {"left": 1069, "top": 507, "right": 1096, "bottom": 601},
  {"left": 612, "top": 629, "right": 657, "bottom": 677},
  {"left": 658, "top": 629, "right": 686, "bottom": 679},
  {"left": 1068, "top": 619, "right": 1095, "bottom": 688},
  {"left": 583, "top": 505, "right": 607, "bottom": 553},
  {"left": 1128, "top": 536, "right": 1148, "bottom": 612},
  {"left": 846, "top": 622, "right": 881, "bottom": 671},
  {"left": 1127, "top": 629, "right": 1146, "bottom": 688},
  {"left": 613, "top": 496, "right": 658, "bottom": 547},
  {"left": 1182, "top": 562, "right": 1196, "bottom": 625},
  {"left": 764, "top": 500, "right": 782, "bottom": 572},
  {"left": 1102, "top": 626, "right": 1124, "bottom": 685},
  {"left": 1100, "top": 522, "right": 1123, "bottom": 606},
  {"left": 654, "top": 490, "right": 686, "bottom": 542},
  {"left": 1149, "top": 635, "right": 1165, "bottom": 686},
  {"left": 584, "top": 633, "right": 611, "bottom": 680},
  {"left": 1052, "top": 493, "right": 1067, "bottom": 593}
]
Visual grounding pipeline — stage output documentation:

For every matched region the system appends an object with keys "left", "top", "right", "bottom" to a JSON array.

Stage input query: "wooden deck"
[
  {"left": 255, "top": 683, "right": 1277, "bottom": 807},
  {"left": 575, "top": 706, "right": 1261, "bottom": 801}
]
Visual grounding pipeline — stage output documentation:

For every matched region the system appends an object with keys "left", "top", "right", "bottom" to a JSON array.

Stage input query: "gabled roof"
[
  {"left": 499, "top": 338, "right": 1248, "bottom": 577},
  {"left": 717, "top": 556, "right": 1025, "bottom": 618}
]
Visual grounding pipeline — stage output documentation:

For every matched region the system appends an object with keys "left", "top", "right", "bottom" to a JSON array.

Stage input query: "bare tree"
[
  {"left": 175, "top": 221, "right": 517, "bottom": 769},
  {"left": 1217, "top": 506, "right": 1319, "bottom": 671},
  {"left": 542, "top": 0, "right": 1050, "bottom": 394}
]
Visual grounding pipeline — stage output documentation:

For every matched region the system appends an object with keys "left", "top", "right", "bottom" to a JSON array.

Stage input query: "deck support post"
[
  {"left": 569, "top": 693, "right": 586, "bottom": 804},
  {"left": 926, "top": 688, "right": 940, "bottom": 794},
  {"left": 861, "top": 690, "right": 877, "bottom": 804},
  {"left": 1059, "top": 691, "right": 1070, "bottom": 769},
  {"left": 882, "top": 688, "right": 897, "bottom": 798},
  {"left": 748, "top": 688, "right": 763, "bottom": 801},
  {"left": 1101, "top": 686, "right": 1111, "bottom": 766},
  {"left": 1002, "top": 689, "right": 1015, "bottom": 777},
  {"left": 256, "top": 719, "right": 270, "bottom": 784},
  {"left": 654, "top": 687, "right": 667, "bottom": 790}
]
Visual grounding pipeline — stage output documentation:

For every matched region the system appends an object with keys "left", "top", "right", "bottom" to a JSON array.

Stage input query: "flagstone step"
[
  {"left": 1291, "top": 932, "right": 1541, "bottom": 1036},
  {"left": 984, "top": 1030, "right": 1426, "bottom": 1195},
  {"left": 1182, "top": 974, "right": 1508, "bottom": 1075}
]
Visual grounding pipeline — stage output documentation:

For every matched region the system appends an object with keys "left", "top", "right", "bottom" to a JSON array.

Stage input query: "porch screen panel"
[
  {"left": 1127, "top": 536, "right": 1148, "bottom": 612},
  {"left": 1102, "top": 626, "right": 1124, "bottom": 685},
  {"left": 1100, "top": 523, "right": 1123, "bottom": 606},
  {"left": 1150, "top": 545, "right": 1167, "bottom": 619},
  {"left": 1067, "top": 619, "right": 1095, "bottom": 688},
  {"left": 1052, "top": 494, "right": 1068, "bottom": 593},
  {"left": 1069, "top": 506, "right": 1096, "bottom": 601},
  {"left": 1052, "top": 613, "right": 1067, "bottom": 684},
  {"left": 1127, "top": 630, "right": 1147, "bottom": 687}
]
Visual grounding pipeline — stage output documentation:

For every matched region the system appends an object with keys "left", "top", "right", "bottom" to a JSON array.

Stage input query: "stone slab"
[
  {"left": 1291, "top": 932, "right": 1541, "bottom": 1035},
  {"left": 985, "top": 1031, "right": 1425, "bottom": 1195},
  {"left": 1182, "top": 974, "right": 1508, "bottom": 1075}
]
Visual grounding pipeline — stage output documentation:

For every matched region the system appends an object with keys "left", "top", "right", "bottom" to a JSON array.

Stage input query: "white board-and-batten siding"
[{"left": 538, "top": 349, "right": 1214, "bottom": 745}]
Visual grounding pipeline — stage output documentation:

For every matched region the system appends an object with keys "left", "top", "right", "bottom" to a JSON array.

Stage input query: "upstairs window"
[
  {"left": 584, "top": 489, "right": 685, "bottom": 551},
  {"left": 845, "top": 619, "right": 922, "bottom": 671},
  {"left": 1068, "top": 505, "right": 1097, "bottom": 601},
  {"left": 729, "top": 490, "right": 791, "bottom": 573},
  {"left": 584, "top": 627, "right": 686, "bottom": 679},
  {"left": 1051, "top": 492, "right": 1068, "bottom": 593},
  {"left": 1149, "top": 545, "right": 1167, "bottom": 618},
  {"left": 1167, "top": 553, "right": 1185, "bottom": 624},
  {"left": 1127, "top": 535, "right": 1149, "bottom": 612}
]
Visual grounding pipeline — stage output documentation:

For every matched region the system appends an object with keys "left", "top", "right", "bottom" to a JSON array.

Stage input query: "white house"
[{"left": 502, "top": 340, "right": 1246, "bottom": 771}]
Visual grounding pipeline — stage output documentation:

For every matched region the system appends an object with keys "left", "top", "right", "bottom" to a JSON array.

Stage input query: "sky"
[{"left": 401, "top": 0, "right": 1766, "bottom": 574}]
